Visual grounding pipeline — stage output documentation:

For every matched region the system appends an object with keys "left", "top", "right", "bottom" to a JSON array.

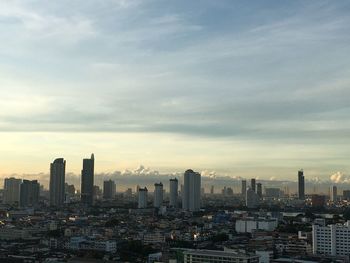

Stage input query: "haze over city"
[{"left": 1, "top": 0, "right": 350, "bottom": 181}]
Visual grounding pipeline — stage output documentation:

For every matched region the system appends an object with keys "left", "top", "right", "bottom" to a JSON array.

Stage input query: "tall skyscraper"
[
  {"left": 330, "top": 185, "right": 337, "bottom": 202},
  {"left": 153, "top": 182, "right": 163, "bottom": 208},
  {"left": 210, "top": 185, "right": 214, "bottom": 195},
  {"left": 182, "top": 169, "right": 201, "bottom": 212},
  {"left": 138, "top": 187, "right": 148, "bottom": 208},
  {"left": 241, "top": 180, "right": 247, "bottom": 197},
  {"left": 246, "top": 187, "right": 259, "bottom": 208},
  {"left": 20, "top": 180, "right": 40, "bottom": 207},
  {"left": 50, "top": 158, "right": 66, "bottom": 207},
  {"left": 251, "top": 178, "right": 256, "bottom": 192},
  {"left": 256, "top": 183, "right": 262, "bottom": 198},
  {"left": 298, "top": 170, "right": 305, "bottom": 200},
  {"left": 81, "top": 154, "right": 95, "bottom": 206},
  {"left": 3, "top": 177, "right": 22, "bottom": 205},
  {"left": 103, "top": 180, "right": 116, "bottom": 199},
  {"left": 169, "top": 178, "right": 178, "bottom": 208}
]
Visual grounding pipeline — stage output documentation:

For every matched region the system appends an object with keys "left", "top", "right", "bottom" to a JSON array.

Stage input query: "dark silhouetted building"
[
  {"left": 50, "top": 158, "right": 66, "bottom": 207},
  {"left": 311, "top": 194, "right": 326, "bottom": 208},
  {"left": 241, "top": 180, "right": 247, "bottom": 197},
  {"left": 3, "top": 177, "right": 22, "bottom": 205},
  {"left": 298, "top": 170, "right": 305, "bottom": 200},
  {"left": 81, "top": 154, "right": 95, "bottom": 205},
  {"left": 20, "top": 180, "right": 40, "bottom": 207},
  {"left": 103, "top": 180, "right": 116, "bottom": 199},
  {"left": 343, "top": 190, "right": 350, "bottom": 200},
  {"left": 154, "top": 182, "right": 163, "bottom": 208},
  {"left": 251, "top": 178, "right": 256, "bottom": 192},
  {"left": 169, "top": 178, "right": 178, "bottom": 207},
  {"left": 256, "top": 183, "right": 262, "bottom": 198}
]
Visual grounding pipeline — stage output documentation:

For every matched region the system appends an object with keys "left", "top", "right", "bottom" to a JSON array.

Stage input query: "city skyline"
[{"left": 1, "top": 1, "right": 350, "bottom": 180}]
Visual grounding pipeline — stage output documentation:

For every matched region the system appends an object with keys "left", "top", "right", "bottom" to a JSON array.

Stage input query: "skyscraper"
[
  {"left": 256, "top": 183, "right": 262, "bottom": 198},
  {"left": 3, "top": 177, "right": 22, "bottom": 205},
  {"left": 138, "top": 187, "right": 148, "bottom": 208},
  {"left": 81, "top": 154, "right": 95, "bottom": 206},
  {"left": 154, "top": 182, "right": 163, "bottom": 208},
  {"left": 246, "top": 187, "right": 259, "bottom": 208},
  {"left": 210, "top": 185, "right": 214, "bottom": 195},
  {"left": 103, "top": 180, "right": 116, "bottom": 199},
  {"left": 251, "top": 178, "right": 256, "bottom": 192},
  {"left": 298, "top": 170, "right": 305, "bottom": 200},
  {"left": 169, "top": 178, "right": 178, "bottom": 208},
  {"left": 330, "top": 185, "right": 337, "bottom": 202},
  {"left": 20, "top": 180, "right": 40, "bottom": 207},
  {"left": 50, "top": 158, "right": 66, "bottom": 207},
  {"left": 182, "top": 169, "right": 201, "bottom": 212},
  {"left": 241, "top": 180, "right": 247, "bottom": 198}
]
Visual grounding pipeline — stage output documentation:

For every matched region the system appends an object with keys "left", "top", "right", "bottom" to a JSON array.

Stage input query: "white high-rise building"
[
  {"left": 153, "top": 182, "right": 163, "bottom": 208},
  {"left": 138, "top": 187, "right": 148, "bottom": 208},
  {"left": 50, "top": 158, "right": 66, "bottom": 207},
  {"left": 3, "top": 178, "right": 22, "bottom": 205},
  {"left": 330, "top": 185, "right": 337, "bottom": 202},
  {"left": 313, "top": 221, "right": 350, "bottom": 256},
  {"left": 182, "top": 169, "right": 201, "bottom": 212},
  {"left": 169, "top": 178, "right": 178, "bottom": 208},
  {"left": 246, "top": 187, "right": 259, "bottom": 208}
]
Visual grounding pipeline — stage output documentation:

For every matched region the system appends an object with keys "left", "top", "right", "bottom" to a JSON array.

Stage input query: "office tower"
[
  {"left": 182, "top": 169, "right": 201, "bottom": 212},
  {"left": 103, "top": 180, "right": 116, "bottom": 199},
  {"left": 169, "top": 178, "right": 178, "bottom": 208},
  {"left": 138, "top": 187, "right": 148, "bottom": 208},
  {"left": 81, "top": 153, "right": 95, "bottom": 205},
  {"left": 3, "top": 177, "right": 22, "bottom": 205},
  {"left": 298, "top": 170, "right": 305, "bottom": 200},
  {"left": 50, "top": 158, "right": 66, "bottom": 207},
  {"left": 330, "top": 185, "right": 337, "bottom": 202},
  {"left": 251, "top": 178, "right": 256, "bottom": 192},
  {"left": 153, "top": 182, "right": 163, "bottom": 208},
  {"left": 256, "top": 183, "right": 262, "bottom": 198},
  {"left": 241, "top": 180, "right": 247, "bottom": 197},
  {"left": 246, "top": 187, "right": 259, "bottom": 208},
  {"left": 20, "top": 180, "right": 40, "bottom": 207},
  {"left": 210, "top": 185, "right": 214, "bottom": 195}
]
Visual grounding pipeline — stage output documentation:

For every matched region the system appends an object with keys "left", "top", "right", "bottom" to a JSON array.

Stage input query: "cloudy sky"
[{"left": 0, "top": 0, "right": 350, "bottom": 181}]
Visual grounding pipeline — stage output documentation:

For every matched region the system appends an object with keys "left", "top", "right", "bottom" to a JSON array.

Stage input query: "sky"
[{"left": 0, "top": 0, "right": 350, "bottom": 182}]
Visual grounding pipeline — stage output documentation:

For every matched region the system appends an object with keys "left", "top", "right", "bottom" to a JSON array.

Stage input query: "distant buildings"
[
  {"left": 50, "top": 158, "right": 66, "bottom": 207},
  {"left": 169, "top": 178, "right": 178, "bottom": 208},
  {"left": 256, "top": 183, "right": 262, "bottom": 198},
  {"left": 312, "top": 221, "right": 350, "bottom": 256},
  {"left": 265, "top": 188, "right": 281, "bottom": 198},
  {"left": 153, "top": 182, "right": 163, "bottom": 208},
  {"left": 81, "top": 154, "right": 95, "bottom": 206},
  {"left": 241, "top": 180, "right": 247, "bottom": 197},
  {"left": 298, "top": 170, "right": 305, "bottom": 200},
  {"left": 246, "top": 187, "right": 259, "bottom": 208},
  {"left": 3, "top": 177, "right": 22, "bottom": 205},
  {"left": 138, "top": 187, "right": 148, "bottom": 208},
  {"left": 183, "top": 249, "right": 259, "bottom": 263},
  {"left": 235, "top": 217, "right": 278, "bottom": 233},
  {"left": 343, "top": 190, "right": 350, "bottom": 200},
  {"left": 182, "top": 169, "right": 201, "bottom": 212},
  {"left": 103, "top": 180, "right": 116, "bottom": 199},
  {"left": 251, "top": 178, "right": 256, "bottom": 192},
  {"left": 330, "top": 185, "right": 337, "bottom": 202},
  {"left": 311, "top": 194, "right": 326, "bottom": 208},
  {"left": 20, "top": 180, "right": 40, "bottom": 207}
]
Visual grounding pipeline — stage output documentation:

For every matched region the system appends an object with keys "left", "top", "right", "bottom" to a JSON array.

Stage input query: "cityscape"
[
  {"left": 1, "top": 0, "right": 350, "bottom": 262},
  {"left": 1, "top": 154, "right": 350, "bottom": 262}
]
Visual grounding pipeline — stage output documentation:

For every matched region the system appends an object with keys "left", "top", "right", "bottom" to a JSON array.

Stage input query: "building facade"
[
  {"left": 81, "top": 154, "right": 95, "bottom": 205},
  {"left": 103, "top": 179, "right": 116, "bottom": 199},
  {"left": 182, "top": 169, "right": 201, "bottom": 212},
  {"left": 50, "top": 158, "right": 66, "bottom": 207},
  {"left": 20, "top": 180, "right": 40, "bottom": 207},
  {"left": 153, "top": 182, "right": 163, "bottom": 208},
  {"left": 169, "top": 178, "right": 178, "bottom": 208},
  {"left": 138, "top": 187, "right": 148, "bottom": 208},
  {"left": 298, "top": 170, "right": 305, "bottom": 200},
  {"left": 3, "top": 177, "right": 22, "bottom": 205}
]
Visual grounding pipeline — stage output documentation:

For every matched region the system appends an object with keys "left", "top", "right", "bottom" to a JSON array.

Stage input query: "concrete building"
[
  {"left": 312, "top": 221, "right": 350, "bottom": 256},
  {"left": 256, "top": 183, "right": 262, "bottom": 198},
  {"left": 169, "top": 178, "right": 178, "bottom": 208},
  {"left": 251, "top": 178, "right": 256, "bottom": 192},
  {"left": 81, "top": 154, "right": 95, "bottom": 206},
  {"left": 3, "top": 177, "right": 22, "bottom": 205},
  {"left": 182, "top": 169, "right": 201, "bottom": 212},
  {"left": 298, "top": 170, "right": 305, "bottom": 200},
  {"left": 50, "top": 158, "right": 66, "bottom": 207},
  {"left": 103, "top": 179, "right": 116, "bottom": 199},
  {"left": 138, "top": 187, "right": 148, "bottom": 208},
  {"left": 153, "top": 182, "right": 163, "bottom": 208},
  {"left": 241, "top": 180, "right": 247, "bottom": 197},
  {"left": 183, "top": 249, "right": 259, "bottom": 263},
  {"left": 20, "top": 180, "right": 40, "bottom": 207},
  {"left": 246, "top": 187, "right": 259, "bottom": 208},
  {"left": 235, "top": 218, "right": 278, "bottom": 233},
  {"left": 330, "top": 185, "right": 337, "bottom": 202}
]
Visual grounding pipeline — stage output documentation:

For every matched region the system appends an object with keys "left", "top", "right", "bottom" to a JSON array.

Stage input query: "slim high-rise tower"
[
  {"left": 103, "top": 180, "right": 116, "bottom": 199},
  {"left": 154, "top": 182, "right": 163, "bottom": 208},
  {"left": 138, "top": 187, "right": 148, "bottom": 208},
  {"left": 50, "top": 158, "right": 66, "bottom": 207},
  {"left": 81, "top": 154, "right": 95, "bottom": 206},
  {"left": 182, "top": 169, "right": 201, "bottom": 212},
  {"left": 251, "top": 178, "right": 256, "bottom": 192},
  {"left": 241, "top": 180, "right": 247, "bottom": 197},
  {"left": 169, "top": 178, "right": 178, "bottom": 208},
  {"left": 298, "top": 170, "right": 305, "bottom": 200},
  {"left": 257, "top": 183, "right": 262, "bottom": 198},
  {"left": 330, "top": 185, "right": 337, "bottom": 202}
]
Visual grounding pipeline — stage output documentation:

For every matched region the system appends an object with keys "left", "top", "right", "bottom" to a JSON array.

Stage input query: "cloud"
[{"left": 330, "top": 172, "right": 350, "bottom": 184}]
